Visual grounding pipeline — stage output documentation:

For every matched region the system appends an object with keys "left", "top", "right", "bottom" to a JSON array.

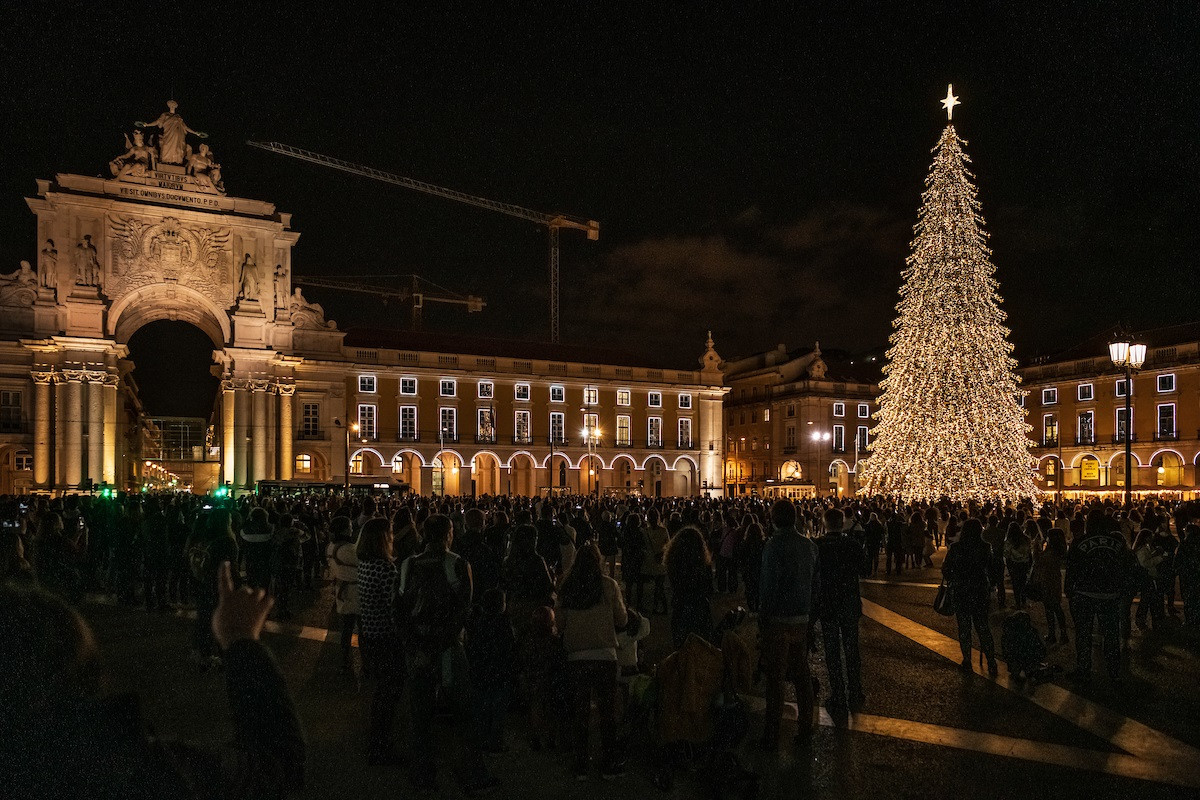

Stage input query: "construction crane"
[
  {"left": 246, "top": 141, "right": 599, "bottom": 343},
  {"left": 293, "top": 274, "right": 485, "bottom": 331}
]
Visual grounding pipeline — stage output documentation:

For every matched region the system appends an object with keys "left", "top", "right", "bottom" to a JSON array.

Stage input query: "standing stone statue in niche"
[
  {"left": 39, "top": 239, "right": 58, "bottom": 290},
  {"left": 136, "top": 100, "right": 207, "bottom": 166},
  {"left": 109, "top": 129, "right": 156, "bottom": 179},
  {"left": 238, "top": 253, "right": 260, "bottom": 301},
  {"left": 74, "top": 235, "right": 101, "bottom": 286},
  {"left": 273, "top": 263, "right": 288, "bottom": 310}
]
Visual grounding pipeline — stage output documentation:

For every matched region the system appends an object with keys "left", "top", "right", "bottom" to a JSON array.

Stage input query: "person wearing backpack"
[
  {"left": 397, "top": 514, "right": 495, "bottom": 795},
  {"left": 1064, "top": 509, "right": 1133, "bottom": 685}
]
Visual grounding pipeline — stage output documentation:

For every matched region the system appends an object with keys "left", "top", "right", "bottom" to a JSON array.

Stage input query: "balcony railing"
[
  {"left": 676, "top": 440, "right": 696, "bottom": 450},
  {"left": 475, "top": 434, "right": 497, "bottom": 445},
  {"left": 1041, "top": 437, "right": 1059, "bottom": 448},
  {"left": 782, "top": 445, "right": 797, "bottom": 455},
  {"left": 1074, "top": 435, "right": 1095, "bottom": 446},
  {"left": 1111, "top": 433, "right": 1137, "bottom": 443},
  {"left": 832, "top": 445, "right": 846, "bottom": 454},
  {"left": 437, "top": 434, "right": 460, "bottom": 444},
  {"left": 0, "top": 420, "right": 30, "bottom": 434},
  {"left": 398, "top": 432, "right": 420, "bottom": 443},
  {"left": 1153, "top": 431, "right": 1179, "bottom": 442},
  {"left": 511, "top": 435, "right": 533, "bottom": 445},
  {"left": 547, "top": 436, "right": 569, "bottom": 446},
  {"left": 296, "top": 429, "right": 328, "bottom": 441},
  {"left": 645, "top": 438, "right": 664, "bottom": 448}
]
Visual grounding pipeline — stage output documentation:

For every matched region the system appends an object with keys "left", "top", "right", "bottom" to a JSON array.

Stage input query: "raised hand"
[{"left": 212, "top": 561, "right": 274, "bottom": 650}]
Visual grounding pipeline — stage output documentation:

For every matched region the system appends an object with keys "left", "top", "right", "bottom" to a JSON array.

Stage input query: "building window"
[
  {"left": 763, "top": 409, "right": 770, "bottom": 422},
  {"left": 357, "top": 404, "right": 377, "bottom": 439},
  {"left": 358, "top": 375, "right": 376, "bottom": 393},
  {"left": 478, "top": 380, "right": 494, "bottom": 399},
  {"left": 0, "top": 390, "right": 22, "bottom": 433},
  {"left": 514, "top": 383, "right": 530, "bottom": 401},
  {"left": 350, "top": 452, "right": 364, "bottom": 474},
  {"left": 750, "top": 438, "right": 757, "bottom": 451},
  {"left": 300, "top": 402, "right": 320, "bottom": 437},
  {"left": 294, "top": 454, "right": 312, "bottom": 474},
  {"left": 786, "top": 403, "right": 795, "bottom": 417},
  {"left": 391, "top": 454, "right": 405, "bottom": 473},
  {"left": 478, "top": 408, "right": 496, "bottom": 442},
  {"left": 583, "top": 412, "right": 599, "bottom": 439},
  {"left": 616, "top": 389, "right": 631, "bottom": 406},
  {"left": 739, "top": 412, "right": 746, "bottom": 425},
  {"left": 833, "top": 425, "right": 845, "bottom": 451},
  {"left": 1077, "top": 383, "right": 1094, "bottom": 402},
  {"left": 648, "top": 416, "right": 663, "bottom": 446},
  {"left": 399, "top": 405, "right": 417, "bottom": 440},
  {"left": 857, "top": 426, "right": 869, "bottom": 450},
  {"left": 440, "top": 379, "right": 456, "bottom": 397},
  {"left": 678, "top": 393, "right": 692, "bottom": 409},
  {"left": 14, "top": 449, "right": 32, "bottom": 471},
  {"left": 439, "top": 407, "right": 457, "bottom": 440},
  {"left": 1077, "top": 411, "right": 1094, "bottom": 444},
  {"left": 1157, "top": 373, "right": 1176, "bottom": 393},
  {"left": 751, "top": 410, "right": 758, "bottom": 423},
  {"left": 1042, "top": 388, "right": 1058, "bottom": 405},
  {"left": 616, "top": 415, "right": 631, "bottom": 446},
  {"left": 648, "top": 391, "right": 662, "bottom": 408},
  {"left": 514, "top": 410, "right": 531, "bottom": 443},
  {"left": 785, "top": 425, "right": 796, "bottom": 448},
  {"left": 1157, "top": 404, "right": 1176, "bottom": 437},
  {"left": 550, "top": 385, "right": 565, "bottom": 403},
  {"left": 549, "top": 412, "right": 565, "bottom": 443},
  {"left": 584, "top": 387, "right": 599, "bottom": 405},
  {"left": 1043, "top": 415, "right": 1057, "bottom": 445},
  {"left": 833, "top": 402, "right": 845, "bottom": 417},
  {"left": 1115, "top": 408, "right": 1131, "bottom": 440},
  {"left": 858, "top": 403, "right": 869, "bottom": 418},
  {"left": 1115, "top": 379, "right": 1131, "bottom": 398},
  {"left": 400, "top": 377, "right": 418, "bottom": 395},
  {"left": 678, "top": 418, "right": 692, "bottom": 448}
]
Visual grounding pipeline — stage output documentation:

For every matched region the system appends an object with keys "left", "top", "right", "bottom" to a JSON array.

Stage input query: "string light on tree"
[{"left": 858, "top": 86, "right": 1038, "bottom": 504}]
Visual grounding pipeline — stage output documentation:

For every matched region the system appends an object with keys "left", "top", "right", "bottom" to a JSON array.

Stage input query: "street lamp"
[
  {"left": 334, "top": 418, "right": 360, "bottom": 492},
  {"left": 1108, "top": 334, "right": 1146, "bottom": 508},
  {"left": 812, "top": 430, "right": 832, "bottom": 496}
]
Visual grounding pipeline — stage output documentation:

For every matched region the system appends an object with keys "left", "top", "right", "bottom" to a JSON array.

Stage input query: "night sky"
[{"left": 2, "top": 2, "right": 1197, "bottom": 383}]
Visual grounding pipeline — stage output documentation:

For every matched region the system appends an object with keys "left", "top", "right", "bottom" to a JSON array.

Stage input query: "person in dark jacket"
[
  {"left": 758, "top": 500, "right": 819, "bottom": 751},
  {"left": 1177, "top": 503, "right": 1200, "bottom": 628},
  {"left": 240, "top": 507, "right": 274, "bottom": 591},
  {"left": 942, "top": 518, "right": 999, "bottom": 676},
  {"left": 816, "top": 508, "right": 869, "bottom": 719},
  {"left": 0, "top": 562, "right": 305, "bottom": 800},
  {"left": 663, "top": 526, "right": 716, "bottom": 648},
  {"left": 885, "top": 511, "right": 905, "bottom": 575},
  {"left": 187, "top": 509, "right": 239, "bottom": 670},
  {"left": 465, "top": 588, "right": 517, "bottom": 753},
  {"left": 864, "top": 512, "right": 885, "bottom": 576},
  {"left": 1064, "top": 509, "right": 1132, "bottom": 684}
]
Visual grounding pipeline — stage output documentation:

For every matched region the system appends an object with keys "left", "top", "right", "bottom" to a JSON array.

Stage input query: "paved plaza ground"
[{"left": 84, "top": 552, "right": 1200, "bottom": 800}]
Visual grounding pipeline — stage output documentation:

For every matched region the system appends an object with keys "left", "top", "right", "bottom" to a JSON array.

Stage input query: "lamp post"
[
  {"left": 812, "top": 429, "right": 832, "bottom": 496},
  {"left": 334, "top": 418, "right": 360, "bottom": 492},
  {"left": 1108, "top": 335, "right": 1146, "bottom": 508}
]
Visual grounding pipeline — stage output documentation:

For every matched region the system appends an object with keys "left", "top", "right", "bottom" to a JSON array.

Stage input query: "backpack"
[
  {"left": 1000, "top": 611, "right": 1045, "bottom": 669},
  {"left": 400, "top": 554, "right": 466, "bottom": 656}
]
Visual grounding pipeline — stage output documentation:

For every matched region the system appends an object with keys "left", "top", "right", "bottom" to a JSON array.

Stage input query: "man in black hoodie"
[
  {"left": 1064, "top": 509, "right": 1133, "bottom": 684},
  {"left": 816, "top": 507, "right": 869, "bottom": 721}
]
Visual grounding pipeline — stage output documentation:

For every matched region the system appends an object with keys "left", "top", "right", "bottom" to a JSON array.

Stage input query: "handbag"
[{"left": 933, "top": 580, "right": 955, "bottom": 616}]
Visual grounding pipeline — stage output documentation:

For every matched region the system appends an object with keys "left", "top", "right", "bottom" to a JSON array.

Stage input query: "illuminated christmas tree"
[{"left": 858, "top": 87, "right": 1038, "bottom": 503}]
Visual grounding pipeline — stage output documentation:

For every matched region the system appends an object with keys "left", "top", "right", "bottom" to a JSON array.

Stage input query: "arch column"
[
  {"left": 277, "top": 382, "right": 295, "bottom": 481},
  {"left": 32, "top": 371, "right": 53, "bottom": 489},
  {"left": 62, "top": 371, "right": 84, "bottom": 489},
  {"left": 251, "top": 381, "right": 269, "bottom": 488},
  {"left": 87, "top": 372, "right": 104, "bottom": 487},
  {"left": 221, "top": 380, "right": 236, "bottom": 486},
  {"left": 234, "top": 384, "right": 249, "bottom": 488},
  {"left": 102, "top": 375, "right": 118, "bottom": 485}
]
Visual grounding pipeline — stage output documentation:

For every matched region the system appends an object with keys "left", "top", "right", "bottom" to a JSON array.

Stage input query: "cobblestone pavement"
[{"left": 83, "top": 551, "right": 1200, "bottom": 799}]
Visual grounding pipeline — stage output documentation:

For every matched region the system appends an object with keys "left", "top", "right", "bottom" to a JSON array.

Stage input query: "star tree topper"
[{"left": 941, "top": 84, "right": 961, "bottom": 120}]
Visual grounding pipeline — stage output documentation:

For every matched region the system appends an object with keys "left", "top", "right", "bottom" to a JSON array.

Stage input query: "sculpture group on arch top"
[{"left": 0, "top": 100, "right": 334, "bottom": 336}]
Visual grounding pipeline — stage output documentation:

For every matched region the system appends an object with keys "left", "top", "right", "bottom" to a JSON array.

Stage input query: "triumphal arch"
[{"left": 0, "top": 101, "right": 343, "bottom": 493}]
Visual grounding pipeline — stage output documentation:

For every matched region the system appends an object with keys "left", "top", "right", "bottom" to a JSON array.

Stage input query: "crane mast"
[{"left": 246, "top": 140, "right": 599, "bottom": 343}]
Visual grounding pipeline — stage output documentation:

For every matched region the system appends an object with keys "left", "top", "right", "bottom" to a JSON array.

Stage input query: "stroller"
[{"left": 637, "top": 608, "right": 759, "bottom": 799}]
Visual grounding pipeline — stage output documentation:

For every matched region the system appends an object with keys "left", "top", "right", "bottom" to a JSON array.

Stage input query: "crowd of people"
[{"left": 3, "top": 488, "right": 1200, "bottom": 797}]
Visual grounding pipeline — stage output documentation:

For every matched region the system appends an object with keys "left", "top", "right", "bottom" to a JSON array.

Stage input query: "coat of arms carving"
[{"left": 107, "top": 215, "right": 232, "bottom": 305}]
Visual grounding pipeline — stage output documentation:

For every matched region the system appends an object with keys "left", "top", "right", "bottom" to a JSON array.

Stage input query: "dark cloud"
[{"left": 565, "top": 205, "right": 909, "bottom": 365}]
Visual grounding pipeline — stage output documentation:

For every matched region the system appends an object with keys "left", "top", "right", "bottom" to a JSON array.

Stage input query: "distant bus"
[{"left": 255, "top": 477, "right": 411, "bottom": 497}]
